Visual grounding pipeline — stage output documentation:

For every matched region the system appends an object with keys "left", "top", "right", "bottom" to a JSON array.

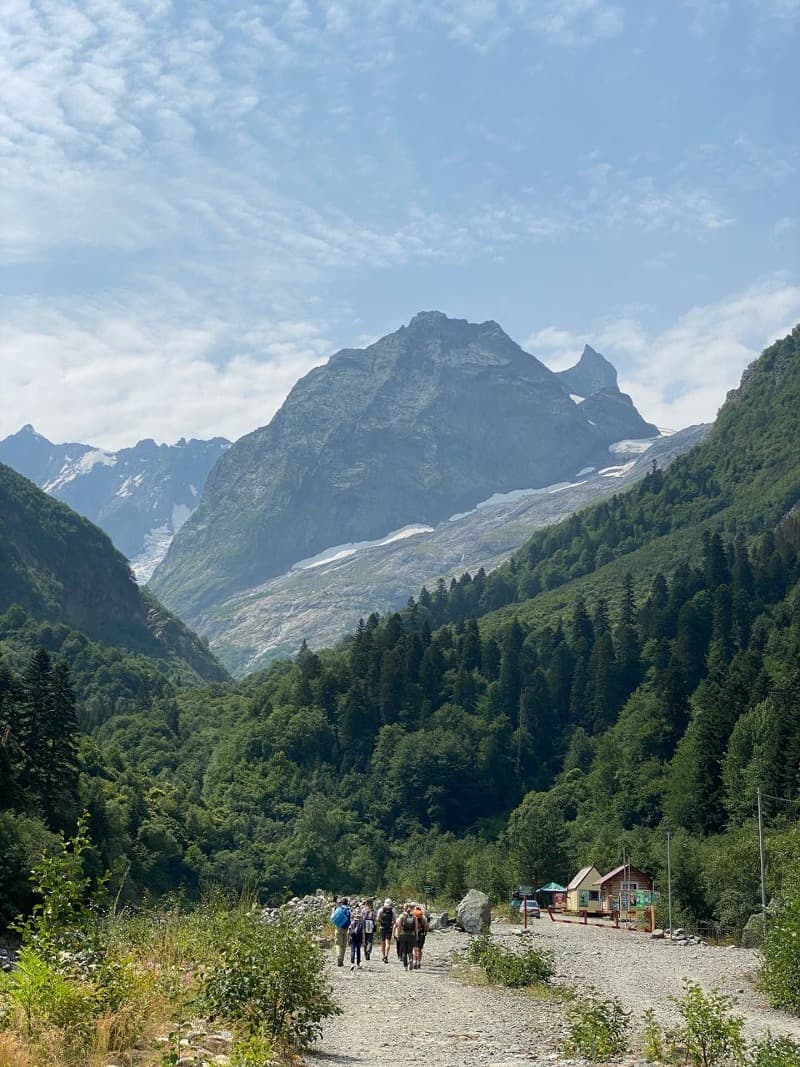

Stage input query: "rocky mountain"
[
  {"left": 0, "top": 426, "right": 229, "bottom": 581},
  {"left": 201, "top": 425, "right": 708, "bottom": 674},
  {"left": 555, "top": 344, "right": 618, "bottom": 397},
  {"left": 151, "top": 312, "right": 659, "bottom": 623},
  {"left": 0, "top": 462, "right": 228, "bottom": 681}
]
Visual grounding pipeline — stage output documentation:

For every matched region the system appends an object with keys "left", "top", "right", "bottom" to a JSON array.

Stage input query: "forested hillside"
[
  {"left": 3, "top": 328, "right": 800, "bottom": 944},
  {"left": 0, "top": 462, "right": 226, "bottom": 681}
]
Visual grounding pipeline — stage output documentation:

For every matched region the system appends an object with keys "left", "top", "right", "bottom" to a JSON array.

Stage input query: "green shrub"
[
  {"left": 564, "top": 991, "right": 630, "bottom": 1061},
  {"left": 230, "top": 1031, "right": 276, "bottom": 1066},
  {"left": 642, "top": 1008, "right": 667, "bottom": 1063},
  {"left": 761, "top": 890, "right": 800, "bottom": 1015},
  {"left": 669, "top": 981, "right": 746, "bottom": 1067},
  {"left": 199, "top": 911, "right": 340, "bottom": 1050},
  {"left": 746, "top": 1034, "right": 800, "bottom": 1067},
  {"left": 465, "top": 934, "right": 554, "bottom": 988},
  {"left": 0, "top": 947, "right": 97, "bottom": 1049}
]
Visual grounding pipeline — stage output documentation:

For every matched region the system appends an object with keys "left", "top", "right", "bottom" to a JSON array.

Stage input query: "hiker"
[
  {"left": 330, "top": 896, "right": 351, "bottom": 967},
  {"left": 412, "top": 903, "right": 428, "bottom": 969},
  {"left": 361, "top": 898, "right": 376, "bottom": 961},
  {"left": 376, "top": 897, "right": 395, "bottom": 963},
  {"left": 396, "top": 902, "right": 418, "bottom": 971},
  {"left": 348, "top": 909, "right": 365, "bottom": 970}
]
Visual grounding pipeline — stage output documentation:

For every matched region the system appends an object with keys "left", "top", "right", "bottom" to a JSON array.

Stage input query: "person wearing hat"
[{"left": 376, "top": 897, "right": 395, "bottom": 963}]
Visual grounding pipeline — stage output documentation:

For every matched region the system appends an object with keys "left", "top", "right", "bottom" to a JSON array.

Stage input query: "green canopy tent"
[{"left": 536, "top": 882, "right": 567, "bottom": 909}]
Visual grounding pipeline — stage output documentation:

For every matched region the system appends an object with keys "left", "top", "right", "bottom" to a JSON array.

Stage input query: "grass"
[{"left": 0, "top": 897, "right": 337, "bottom": 1067}]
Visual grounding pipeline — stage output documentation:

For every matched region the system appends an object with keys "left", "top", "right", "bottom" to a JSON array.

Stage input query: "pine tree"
[
  {"left": 40, "top": 660, "right": 80, "bottom": 827},
  {"left": 499, "top": 620, "right": 524, "bottom": 724}
]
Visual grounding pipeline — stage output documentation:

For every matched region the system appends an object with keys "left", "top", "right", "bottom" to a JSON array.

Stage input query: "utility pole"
[
  {"left": 757, "top": 785, "right": 767, "bottom": 931},
  {"left": 666, "top": 830, "right": 673, "bottom": 937}
]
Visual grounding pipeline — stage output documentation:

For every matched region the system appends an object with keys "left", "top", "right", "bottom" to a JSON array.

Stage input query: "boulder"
[
  {"left": 456, "top": 890, "right": 491, "bottom": 935},
  {"left": 741, "top": 912, "right": 766, "bottom": 949},
  {"left": 429, "top": 912, "right": 450, "bottom": 931}
]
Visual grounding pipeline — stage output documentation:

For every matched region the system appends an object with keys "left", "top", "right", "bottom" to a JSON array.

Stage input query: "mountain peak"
[
  {"left": 408, "top": 310, "right": 450, "bottom": 327},
  {"left": 556, "top": 344, "right": 618, "bottom": 397}
]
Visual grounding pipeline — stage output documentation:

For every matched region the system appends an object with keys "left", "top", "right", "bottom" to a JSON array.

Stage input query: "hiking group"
[{"left": 330, "top": 897, "right": 429, "bottom": 972}]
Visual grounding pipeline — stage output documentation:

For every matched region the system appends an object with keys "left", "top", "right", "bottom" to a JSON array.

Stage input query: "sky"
[{"left": 1, "top": 0, "right": 798, "bottom": 448}]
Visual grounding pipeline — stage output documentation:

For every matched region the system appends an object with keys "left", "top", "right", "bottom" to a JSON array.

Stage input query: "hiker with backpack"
[
  {"left": 376, "top": 898, "right": 395, "bottom": 963},
  {"left": 396, "top": 902, "right": 418, "bottom": 971},
  {"left": 348, "top": 909, "right": 365, "bottom": 970},
  {"left": 330, "top": 897, "right": 351, "bottom": 967},
  {"left": 412, "top": 903, "right": 428, "bottom": 969},
  {"left": 361, "top": 898, "right": 376, "bottom": 961}
]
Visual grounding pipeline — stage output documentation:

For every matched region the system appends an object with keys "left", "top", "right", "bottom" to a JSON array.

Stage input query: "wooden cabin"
[
  {"left": 566, "top": 865, "right": 603, "bottom": 914},
  {"left": 595, "top": 864, "right": 653, "bottom": 915}
]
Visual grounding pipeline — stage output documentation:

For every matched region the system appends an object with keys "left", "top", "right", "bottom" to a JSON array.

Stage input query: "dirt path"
[
  {"left": 305, "top": 920, "right": 800, "bottom": 1067},
  {"left": 305, "top": 930, "right": 573, "bottom": 1067}
]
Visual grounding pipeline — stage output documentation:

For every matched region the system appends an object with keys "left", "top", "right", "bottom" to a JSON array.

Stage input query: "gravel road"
[{"left": 305, "top": 917, "right": 800, "bottom": 1067}]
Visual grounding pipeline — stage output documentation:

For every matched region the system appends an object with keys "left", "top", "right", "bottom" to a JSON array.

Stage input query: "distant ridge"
[{"left": 0, "top": 426, "right": 230, "bottom": 581}]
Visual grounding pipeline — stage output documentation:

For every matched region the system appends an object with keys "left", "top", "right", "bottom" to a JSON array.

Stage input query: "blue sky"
[{"left": 1, "top": 0, "right": 798, "bottom": 446}]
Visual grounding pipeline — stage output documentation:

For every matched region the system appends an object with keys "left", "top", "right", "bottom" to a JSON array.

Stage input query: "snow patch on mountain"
[
  {"left": 44, "top": 449, "right": 116, "bottom": 492},
  {"left": 130, "top": 525, "right": 173, "bottom": 583},
  {"left": 291, "top": 524, "right": 435, "bottom": 573},
  {"left": 600, "top": 460, "right": 638, "bottom": 478},
  {"left": 609, "top": 437, "right": 660, "bottom": 455}
]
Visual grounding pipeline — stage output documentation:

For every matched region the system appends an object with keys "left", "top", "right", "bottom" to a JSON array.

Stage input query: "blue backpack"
[{"left": 332, "top": 904, "right": 351, "bottom": 929}]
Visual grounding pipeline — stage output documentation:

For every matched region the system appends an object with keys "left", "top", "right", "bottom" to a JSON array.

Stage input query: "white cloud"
[
  {"left": 0, "top": 302, "right": 334, "bottom": 449},
  {"left": 527, "top": 279, "right": 800, "bottom": 428}
]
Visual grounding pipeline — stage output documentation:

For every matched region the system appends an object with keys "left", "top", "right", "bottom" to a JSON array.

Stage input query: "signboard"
[
  {"left": 422, "top": 885, "right": 434, "bottom": 895},
  {"left": 517, "top": 885, "right": 533, "bottom": 897},
  {"left": 630, "top": 890, "right": 660, "bottom": 907}
]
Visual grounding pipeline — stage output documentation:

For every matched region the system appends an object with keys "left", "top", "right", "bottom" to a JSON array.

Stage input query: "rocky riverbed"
[{"left": 305, "top": 916, "right": 800, "bottom": 1067}]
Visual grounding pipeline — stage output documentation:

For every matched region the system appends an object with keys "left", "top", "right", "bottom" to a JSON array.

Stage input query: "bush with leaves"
[
  {"left": 466, "top": 934, "right": 554, "bottom": 988},
  {"left": 230, "top": 1030, "right": 276, "bottom": 1066},
  {"left": 200, "top": 910, "right": 339, "bottom": 1050},
  {"left": 668, "top": 981, "right": 746, "bottom": 1067},
  {"left": 746, "top": 1034, "right": 800, "bottom": 1067},
  {"left": 761, "top": 889, "right": 800, "bottom": 1016},
  {"left": 564, "top": 991, "right": 630, "bottom": 1061}
]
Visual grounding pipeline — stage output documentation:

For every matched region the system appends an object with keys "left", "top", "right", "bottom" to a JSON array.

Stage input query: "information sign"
[{"left": 517, "top": 885, "right": 533, "bottom": 897}]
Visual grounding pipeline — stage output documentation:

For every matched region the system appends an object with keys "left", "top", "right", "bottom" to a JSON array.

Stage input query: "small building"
[
  {"left": 566, "top": 865, "right": 603, "bottom": 914},
  {"left": 595, "top": 864, "right": 653, "bottom": 916},
  {"left": 537, "top": 881, "right": 567, "bottom": 910}
]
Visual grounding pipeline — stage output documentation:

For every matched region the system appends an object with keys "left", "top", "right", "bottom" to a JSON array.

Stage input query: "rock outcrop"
[{"left": 456, "top": 890, "right": 491, "bottom": 935}]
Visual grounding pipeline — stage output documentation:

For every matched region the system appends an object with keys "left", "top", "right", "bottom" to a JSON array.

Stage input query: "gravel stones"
[{"left": 262, "top": 891, "right": 331, "bottom": 924}]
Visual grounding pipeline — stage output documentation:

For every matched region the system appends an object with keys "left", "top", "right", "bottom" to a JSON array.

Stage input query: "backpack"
[
  {"left": 332, "top": 904, "right": 351, "bottom": 929},
  {"left": 349, "top": 919, "right": 363, "bottom": 941},
  {"left": 363, "top": 912, "right": 375, "bottom": 934},
  {"left": 379, "top": 907, "right": 394, "bottom": 929},
  {"left": 401, "top": 912, "right": 416, "bottom": 935}
]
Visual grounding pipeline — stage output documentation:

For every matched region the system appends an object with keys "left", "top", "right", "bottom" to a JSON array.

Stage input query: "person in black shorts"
[{"left": 376, "top": 898, "right": 394, "bottom": 963}]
